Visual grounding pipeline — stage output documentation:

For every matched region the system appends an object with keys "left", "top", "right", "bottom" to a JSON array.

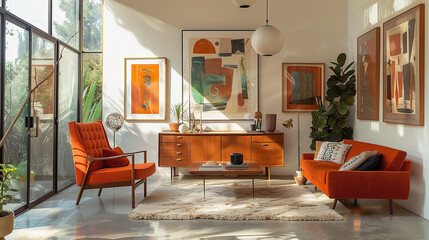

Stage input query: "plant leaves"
[
  {"left": 337, "top": 53, "right": 347, "bottom": 67},
  {"left": 344, "top": 61, "right": 354, "bottom": 72},
  {"left": 343, "top": 96, "right": 354, "bottom": 106},
  {"left": 338, "top": 102, "right": 348, "bottom": 115}
]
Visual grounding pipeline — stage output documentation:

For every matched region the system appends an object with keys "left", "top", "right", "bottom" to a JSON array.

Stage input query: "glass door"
[
  {"left": 4, "top": 20, "right": 30, "bottom": 211},
  {"left": 29, "top": 34, "right": 55, "bottom": 203}
]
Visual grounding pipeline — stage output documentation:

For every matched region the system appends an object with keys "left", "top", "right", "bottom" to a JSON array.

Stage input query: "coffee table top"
[{"left": 189, "top": 162, "right": 263, "bottom": 176}]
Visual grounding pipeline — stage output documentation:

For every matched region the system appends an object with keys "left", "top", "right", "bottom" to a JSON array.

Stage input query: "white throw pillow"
[
  {"left": 339, "top": 150, "right": 378, "bottom": 171},
  {"left": 315, "top": 142, "right": 352, "bottom": 164}
]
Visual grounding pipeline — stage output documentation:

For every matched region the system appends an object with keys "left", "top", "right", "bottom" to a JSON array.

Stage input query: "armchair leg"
[
  {"left": 132, "top": 185, "right": 135, "bottom": 208},
  {"left": 354, "top": 199, "right": 357, "bottom": 205},
  {"left": 315, "top": 186, "right": 317, "bottom": 191},
  {"left": 389, "top": 199, "right": 393, "bottom": 215},
  {"left": 332, "top": 199, "right": 338, "bottom": 209},
  {"left": 98, "top": 188, "right": 103, "bottom": 196},
  {"left": 144, "top": 179, "right": 147, "bottom": 197},
  {"left": 76, "top": 185, "right": 85, "bottom": 205}
]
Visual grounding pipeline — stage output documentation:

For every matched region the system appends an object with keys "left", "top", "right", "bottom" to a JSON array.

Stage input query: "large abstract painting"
[
  {"left": 124, "top": 58, "right": 166, "bottom": 121},
  {"left": 282, "top": 63, "right": 324, "bottom": 111},
  {"left": 383, "top": 4, "right": 424, "bottom": 126},
  {"left": 357, "top": 27, "right": 380, "bottom": 121},
  {"left": 183, "top": 31, "right": 258, "bottom": 120}
]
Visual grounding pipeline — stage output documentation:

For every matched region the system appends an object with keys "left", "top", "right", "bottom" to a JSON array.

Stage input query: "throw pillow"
[
  {"left": 339, "top": 150, "right": 378, "bottom": 171},
  {"left": 356, "top": 154, "right": 383, "bottom": 171},
  {"left": 315, "top": 142, "right": 353, "bottom": 164},
  {"left": 102, "top": 147, "right": 130, "bottom": 168}
]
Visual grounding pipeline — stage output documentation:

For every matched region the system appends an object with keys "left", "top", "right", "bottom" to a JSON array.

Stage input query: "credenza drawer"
[
  {"left": 160, "top": 150, "right": 190, "bottom": 158},
  {"left": 160, "top": 142, "right": 190, "bottom": 151},
  {"left": 252, "top": 142, "right": 282, "bottom": 150},
  {"left": 252, "top": 135, "right": 283, "bottom": 143},
  {"left": 159, "top": 157, "right": 190, "bottom": 166},
  {"left": 160, "top": 135, "right": 190, "bottom": 143},
  {"left": 252, "top": 149, "right": 283, "bottom": 166}
]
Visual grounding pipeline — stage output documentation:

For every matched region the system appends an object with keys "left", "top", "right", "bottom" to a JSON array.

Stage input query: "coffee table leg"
[
  {"left": 203, "top": 176, "right": 205, "bottom": 198},
  {"left": 252, "top": 175, "right": 255, "bottom": 199}
]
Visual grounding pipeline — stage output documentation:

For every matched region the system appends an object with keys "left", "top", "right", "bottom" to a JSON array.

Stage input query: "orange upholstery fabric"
[
  {"left": 103, "top": 147, "right": 130, "bottom": 168},
  {"left": 342, "top": 139, "right": 406, "bottom": 171},
  {"left": 301, "top": 160, "right": 340, "bottom": 183},
  {"left": 301, "top": 140, "right": 411, "bottom": 201},
  {"left": 87, "top": 162, "right": 156, "bottom": 185}
]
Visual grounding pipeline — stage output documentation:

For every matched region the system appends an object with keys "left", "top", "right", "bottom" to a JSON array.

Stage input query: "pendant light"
[
  {"left": 232, "top": 0, "right": 256, "bottom": 8},
  {"left": 251, "top": 0, "right": 284, "bottom": 56}
]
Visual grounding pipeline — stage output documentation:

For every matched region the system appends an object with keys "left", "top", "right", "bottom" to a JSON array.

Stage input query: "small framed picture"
[
  {"left": 124, "top": 57, "right": 167, "bottom": 121},
  {"left": 282, "top": 63, "right": 325, "bottom": 111}
]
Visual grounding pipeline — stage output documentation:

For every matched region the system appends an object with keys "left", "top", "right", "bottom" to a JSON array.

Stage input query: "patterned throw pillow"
[
  {"left": 339, "top": 150, "right": 378, "bottom": 171},
  {"left": 315, "top": 142, "right": 353, "bottom": 164}
]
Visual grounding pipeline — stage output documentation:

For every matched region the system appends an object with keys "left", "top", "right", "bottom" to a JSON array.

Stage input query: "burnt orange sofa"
[
  {"left": 69, "top": 121, "right": 156, "bottom": 208},
  {"left": 301, "top": 139, "right": 411, "bottom": 214}
]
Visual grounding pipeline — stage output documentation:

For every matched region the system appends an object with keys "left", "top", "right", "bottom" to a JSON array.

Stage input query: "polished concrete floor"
[{"left": 8, "top": 174, "right": 429, "bottom": 240}]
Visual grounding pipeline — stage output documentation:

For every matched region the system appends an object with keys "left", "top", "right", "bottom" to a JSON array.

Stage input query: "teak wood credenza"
[{"left": 158, "top": 131, "right": 284, "bottom": 179}]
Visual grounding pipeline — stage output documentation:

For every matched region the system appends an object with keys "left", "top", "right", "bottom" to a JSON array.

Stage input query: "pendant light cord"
[{"left": 266, "top": 0, "right": 269, "bottom": 25}]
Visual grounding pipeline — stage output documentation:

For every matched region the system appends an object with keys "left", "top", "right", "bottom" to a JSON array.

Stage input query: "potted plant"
[
  {"left": 10, "top": 162, "right": 36, "bottom": 202},
  {"left": 169, "top": 102, "right": 187, "bottom": 132},
  {"left": 309, "top": 53, "right": 356, "bottom": 150},
  {"left": 0, "top": 164, "right": 17, "bottom": 239}
]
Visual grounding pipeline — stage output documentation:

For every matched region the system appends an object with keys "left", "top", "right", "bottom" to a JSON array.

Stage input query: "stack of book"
[
  {"left": 199, "top": 162, "right": 223, "bottom": 171},
  {"left": 226, "top": 162, "right": 249, "bottom": 169}
]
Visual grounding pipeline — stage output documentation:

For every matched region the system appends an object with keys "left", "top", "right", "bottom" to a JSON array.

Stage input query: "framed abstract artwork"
[
  {"left": 357, "top": 27, "right": 380, "bottom": 121},
  {"left": 383, "top": 4, "right": 425, "bottom": 126},
  {"left": 282, "top": 63, "right": 324, "bottom": 111},
  {"left": 182, "top": 30, "right": 259, "bottom": 120},
  {"left": 124, "top": 57, "right": 166, "bottom": 121}
]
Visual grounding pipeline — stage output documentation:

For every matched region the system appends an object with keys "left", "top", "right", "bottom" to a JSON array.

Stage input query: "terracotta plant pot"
[
  {"left": 0, "top": 211, "right": 14, "bottom": 239},
  {"left": 294, "top": 176, "right": 307, "bottom": 186},
  {"left": 169, "top": 122, "right": 182, "bottom": 132}
]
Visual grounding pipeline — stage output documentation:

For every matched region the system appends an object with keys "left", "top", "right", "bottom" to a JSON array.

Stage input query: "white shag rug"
[{"left": 129, "top": 182, "right": 343, "bottom": 221}]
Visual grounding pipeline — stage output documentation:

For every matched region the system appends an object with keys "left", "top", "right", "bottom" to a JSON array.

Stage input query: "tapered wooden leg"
[
  {"left": 144, "top": 179, "right": 147, "bottom": 197},
  {"left": 131, "top": 155, "right": 136, "bottom": 208},
  {"left": 315, "top": 186, "right": 317, "bottom": 191},
  {"left": 354, "top": 199, "right": 357, "bottom": 205},
  {"left": 332, "top": 199, "right": 338, "bottom": 209},
  {"left": 98, "top": 188, "right": 103, "bottom": 196},
  {"left": 76, "top": 186, "right": 85, "bottom": 205},
  {"left": 389, "top": 199, "right": 393, "bottom": 215}
]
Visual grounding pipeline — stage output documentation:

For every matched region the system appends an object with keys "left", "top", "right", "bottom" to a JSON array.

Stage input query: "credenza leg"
[
  {"left": 203, "top": 176, "right": 206, "bottom": 199},
  {"left": 265, "top": 167, "right": 271, "bottom": 180},
  {"left": 252, "top": 175, "right": 255, "bottom": 199}
]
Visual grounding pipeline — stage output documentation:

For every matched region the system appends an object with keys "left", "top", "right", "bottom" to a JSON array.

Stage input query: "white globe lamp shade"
[
  {"left": 251, "top": 25, "right": 284, "bottom": 56},
  {"left": 232, "top": 0, "right": 256, "bottom": 8}
]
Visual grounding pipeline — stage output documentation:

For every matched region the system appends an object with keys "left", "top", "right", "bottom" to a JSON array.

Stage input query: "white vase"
[{"left": 179, "top": 124, "right": 189, "bottom": 133}]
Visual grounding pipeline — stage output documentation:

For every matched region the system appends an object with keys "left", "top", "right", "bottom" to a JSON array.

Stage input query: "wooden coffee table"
[{"left": 189, "top": 162, "right": 263, "bottom": 198}]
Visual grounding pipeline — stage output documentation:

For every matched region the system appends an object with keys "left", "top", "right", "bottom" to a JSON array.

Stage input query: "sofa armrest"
[
  {"left": 326, "top": 171, "right": 410, "bottom": 199},
  {"left": 302, "top": 153, "right": 315, "bottom": 160}
]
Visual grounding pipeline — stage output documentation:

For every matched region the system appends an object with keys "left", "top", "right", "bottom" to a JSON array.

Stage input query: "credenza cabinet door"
[
  {"left": 221, "top": 135, "right": 251, "bottom": 162},
  {"left": 191, "top": 136, "right": 221, "bottom": 163}
]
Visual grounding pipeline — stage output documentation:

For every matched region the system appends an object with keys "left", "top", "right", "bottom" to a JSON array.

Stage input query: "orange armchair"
[{"left": 68, "top": 121, "right": 156, "bottom": 208}]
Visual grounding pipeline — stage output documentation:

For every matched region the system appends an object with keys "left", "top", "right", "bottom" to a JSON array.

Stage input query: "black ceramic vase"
[{"left": 230, "top": 153, "right": 243, "bottom": 165}]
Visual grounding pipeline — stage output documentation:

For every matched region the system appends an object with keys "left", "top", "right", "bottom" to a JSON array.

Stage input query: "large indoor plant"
[
  {"left": 0, "top": 164, "right": 17, "bottom": 239},
  {"left": 309, "top": 53, "right": 356, "bottom": 150}
]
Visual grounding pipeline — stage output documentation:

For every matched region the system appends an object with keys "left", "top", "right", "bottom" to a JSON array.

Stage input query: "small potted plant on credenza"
[
  {"left": 0, "top": 164, "right": 17, "bottom": 239},
  {"left": 169, "top": 102, "right": 188, "bottom": 132}
]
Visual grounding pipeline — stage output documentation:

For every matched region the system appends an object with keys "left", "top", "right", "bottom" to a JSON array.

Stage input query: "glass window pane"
[
  {"left": 82, "top": 53, "right": 102, "bottom": 122},
  {"left": 30, "top": 34, "right": 55, "bottom": 202},
  {"left": 83, "top": 0, "right": 102, "bottom": 51},
  {"left": 58, "top": 46, "right": 79, "bottom": 190},
  {"left": 4, "top": 21, "right": 30, "bottom": 210},
  {"left": 53, "top": 0, "right": 80, "bottom": 49},
  {"left": 6, "top": 0, "right": 49, "bottom": 33}
]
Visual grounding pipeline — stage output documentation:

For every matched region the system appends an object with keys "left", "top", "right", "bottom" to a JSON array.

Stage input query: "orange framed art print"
[
  {"left": 124, "top": 57, "right": 166, "bottom": 121},
  {"left": 282, "top": 63, "right": 325, "bottom": 111}
]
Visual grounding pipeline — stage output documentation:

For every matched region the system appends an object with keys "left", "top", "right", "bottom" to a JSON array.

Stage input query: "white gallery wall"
[
  {"left": 348, "top": 0, "right": 429, "bottom": 219},
  {"left": 102, "top": 0, "right": 348, "bottom": 177}
]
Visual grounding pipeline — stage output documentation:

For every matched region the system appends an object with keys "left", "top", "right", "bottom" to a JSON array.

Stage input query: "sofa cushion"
[
  {"left": 339, "top": 151, "right": 377, "bottom": 171},
  {"left": 301, "top": 159, "right": 341, "bottom": 183},
  {"left": 342, "top": 139, "right": 407, "bottom": 171},
  {"left": 356, "top": 154, "right": 383, "bottom": 171},
  {"left": 315, "top": 142, "right": 352, "bottom": 164}
]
